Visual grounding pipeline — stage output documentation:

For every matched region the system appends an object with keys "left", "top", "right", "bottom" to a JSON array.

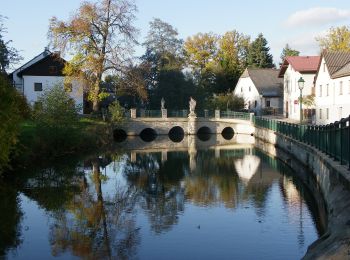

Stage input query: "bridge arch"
[
  {"left": 140, "top": 128, "right": 157, "bottom": 142},
  {"left": 113, "top": 129, "right": 127, "bottom": 142},
  {"left": 168, "top": 126, "right": 185, "bottom": 142},
  {"left": 197, "top": 126, "right": 212, "bottom": 141},
  {"left": 221, "top": 127, "right": 234, "bottom": 140}
]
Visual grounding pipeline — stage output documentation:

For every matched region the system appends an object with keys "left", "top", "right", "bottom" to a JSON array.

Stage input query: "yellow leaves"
[{"left": 316, "top": 26, "right": 350, "bottom": 52}]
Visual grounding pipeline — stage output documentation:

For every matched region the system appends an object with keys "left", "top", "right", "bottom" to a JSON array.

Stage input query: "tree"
[
  {"left": 49, "top": 0, "right": 138, "bottom": 112},
  {"left": 0, "top": 75, "right": 21, "bottom": 172},
  {"left": 247, "top": 33, "right": 274, "bottom": 68},
  {"left": 216, "top": 30, "right": 250, "bottom": 92},
  {"left": 316, "top": 26, "right": 350, "bottom": 51},
  {"left": 143, "top": 18, "right": 183, "bottom": 68},
  {"left": 280, "top": 44, "right": 299, "bottom": 65},
  {"left": 0, "top": 15, "right": 22, "bottom": 73}
]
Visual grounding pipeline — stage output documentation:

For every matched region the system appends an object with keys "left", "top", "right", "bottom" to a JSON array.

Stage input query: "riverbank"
[
  {"left": 10, "top": 118, "right": 114, "bottom": 171},
  {"left": 254, "top": 126, "right": 350, "bottom": 259}
]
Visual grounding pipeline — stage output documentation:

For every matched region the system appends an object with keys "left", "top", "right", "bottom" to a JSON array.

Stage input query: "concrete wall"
[{"left": 255, "top": 126, "right": 350, "bottom": 259}]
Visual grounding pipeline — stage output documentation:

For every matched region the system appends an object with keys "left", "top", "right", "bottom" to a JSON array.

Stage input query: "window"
[
  {"left": 64, "top": 82, "right": 72, "bottom": 92},
  {"left": 266, "top": 100, "right": 270, "bottom": 107},
  {"left": 248, "top": 101, "right": 251, "bottom": 109},
  {"left": 323, "top": 62, "right": 326, "bottom": 72},
  {"left": 241, "top": 87, "right": 243, "bottom": 92},
  {"left": 326, "top": 108, "right": 329, "bottom": 119},
  {"left": 326, "top": 84, "right": 329, "bottom": 96},
  {"left": 254, "top": 100, "right": 257, "bottom": 108},
  {"left": 48, "top": 66, "right": 57, "bottom": 74},
  {"left": 340, "top": 81, "right": 343, "bottom": 95},
  {"left": 249, "top": 86, "right": 251, "bottom": 92},
  {"left": 319, "top": 109, "right": 322, "bottom": 119},
  {"left": 34, "top": 82, "right": 42, "bottom": 91},
  {"left": 319, "top": 85, "right": 322, "bottom": 97}
]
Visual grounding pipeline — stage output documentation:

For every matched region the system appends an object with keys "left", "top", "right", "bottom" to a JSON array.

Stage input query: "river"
[{"left": 0, "top": 134, "right": 326, "bottom": 259}]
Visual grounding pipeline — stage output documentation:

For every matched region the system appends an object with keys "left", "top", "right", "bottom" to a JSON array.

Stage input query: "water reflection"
[{"left": 2, "top": 136, "right": 326, "bottom": 259}]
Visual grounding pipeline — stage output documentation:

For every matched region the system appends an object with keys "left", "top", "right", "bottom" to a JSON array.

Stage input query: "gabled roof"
[
  {"left": 319, "top": 51, "right": 350, "bottom": 79},
  {"left": 242, "top": 68, "right": 283, "bottom": 97},
  {"left": 278, "top": 56, "right": 320, "bottom": 78},
  {"left": 17, "top": 52, "right": 66, "bottom": 77}
]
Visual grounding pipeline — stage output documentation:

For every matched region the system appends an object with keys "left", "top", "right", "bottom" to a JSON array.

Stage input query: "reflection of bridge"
[{"left": 117, "top": 109, "right": 255, "bottom": 137}]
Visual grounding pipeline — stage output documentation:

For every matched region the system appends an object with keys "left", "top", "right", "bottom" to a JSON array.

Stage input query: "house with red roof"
[
  {"left": 314, "top": 51, "right": 350, "bottom": 124},
  {"left": 279, "top": 56, "right": 320, "bottom": 121}
]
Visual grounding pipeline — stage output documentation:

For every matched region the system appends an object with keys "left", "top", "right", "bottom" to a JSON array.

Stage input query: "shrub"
[
  {"left": 207, "top": 93, "right": 245, "bottom": 111},
  {"left": 108, "top": 100, "right": 125, "bottom": 125}
]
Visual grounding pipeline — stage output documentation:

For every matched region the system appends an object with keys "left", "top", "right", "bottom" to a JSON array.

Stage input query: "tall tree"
[
  {"left": 0, "top": 16, "right": 22, "bottom": 74},
  {"left": 280, "top": 44, "right": 299, "bottom": 65},
  {"left": 217, "top": 30, "right": 250, "bottom": 92},
  {"left": 316, "top": 26, "right": 350, "bottom": 52},
  {"left": 247, "top": 33, "right": 274, "bottom": 68},
  {"left": 49, "top": 0, "right": 138, "bottom": 112}
]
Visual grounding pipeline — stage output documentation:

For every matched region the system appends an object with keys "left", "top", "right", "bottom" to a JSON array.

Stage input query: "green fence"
[
  {"left": 168, "top": 110, "right": 188, "bottom": 118},
  {"left": 220, "top": 110, "right": 250, "bottom": 120},
  {"left": 253, "top": 116, "right": 350, "bottom": 170},
  {"left": 136, "top": 110, "right": 162, "bottom": 118}
]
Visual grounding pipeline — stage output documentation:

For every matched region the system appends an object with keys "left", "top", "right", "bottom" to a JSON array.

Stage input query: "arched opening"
[
  {"left": 168, "top": 126, "right": 185, "bottom": 143},
  {"left": 140, "top": 128, "right": 157, "bottom": 142},
  {"left": 221, "top": 127, "right": 234, "bottom": 140},
  {"left": 113, "top": 129, "right": 127, "bottom": 142},
  {"left": 197, "top": 126, "right": 212, "bottom": 141}
]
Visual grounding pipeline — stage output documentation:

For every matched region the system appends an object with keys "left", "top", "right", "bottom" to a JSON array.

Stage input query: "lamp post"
[
  {"left": 298, "top": 77, "right": 305, "bottom": 124},
  {"left": 259, "top": 93, "right": 263, "bottom": 116}
]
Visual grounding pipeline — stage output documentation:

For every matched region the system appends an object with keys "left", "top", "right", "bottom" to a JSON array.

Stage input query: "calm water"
[{"left": 1, "top": 135, "right": 325, "bottom": 260}]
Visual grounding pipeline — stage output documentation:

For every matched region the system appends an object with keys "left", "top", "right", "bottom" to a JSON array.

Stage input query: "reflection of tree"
[
  {"left": 184, "top": 150, "right": 240, "bottom": 208},
  {"left": 49, "top": 158, "right": 140, "bottom": 259},
  {"left": 0, "top": 183, "right": 22, "bottom": 257},
  {"left": 125, "top": 152, "right": 186, "bottom": 234}
]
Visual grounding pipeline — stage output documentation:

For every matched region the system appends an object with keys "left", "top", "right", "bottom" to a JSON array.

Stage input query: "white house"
[
  {"left": 10, "top": 48, "right": 84, "bottom": 112},
  {"left": 234, "top": 68, "right": 283, "bottom": 115},
  {"left": 314, "top": 51, "right": 350, "bottom": 124},
  {"left": 279, "top": 56, "right": 320, "bottom": 121}
]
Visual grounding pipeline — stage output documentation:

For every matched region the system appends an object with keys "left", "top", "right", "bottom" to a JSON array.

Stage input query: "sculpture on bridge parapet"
[
  {"left": 161, "top": 97, "right": 165, "bottom": 109},
  {"left": 189, "top": 97, "right": 197, "bottom": 117}
]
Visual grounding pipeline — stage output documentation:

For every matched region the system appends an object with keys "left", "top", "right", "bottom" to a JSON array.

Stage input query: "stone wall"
[{"left": 255, "top": 126, "right": 350, "bottom": 259}]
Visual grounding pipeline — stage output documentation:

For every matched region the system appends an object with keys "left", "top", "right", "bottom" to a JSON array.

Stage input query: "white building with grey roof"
[
  {"left": 314, "top": 51, "right": 350, "bottom": 124},
  {"left": 234, "top": 68, "right": 283, "bottom": 115}
]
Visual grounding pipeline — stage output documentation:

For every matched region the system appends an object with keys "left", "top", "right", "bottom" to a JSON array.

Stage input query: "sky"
[{"left": 1, "top": 0, "right": 350, "bottom": 69}]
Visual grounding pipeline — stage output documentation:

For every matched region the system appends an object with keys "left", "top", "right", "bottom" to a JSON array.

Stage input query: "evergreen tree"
[
  {"left": 247, "top": 33, "right": 274, "bottom": 68},
  {"left": 280, "top": 44, "right": 299, "bottom": 65}
]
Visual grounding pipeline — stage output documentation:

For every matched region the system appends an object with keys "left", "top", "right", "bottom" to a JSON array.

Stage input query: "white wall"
[
  {"left": 283, "top": 65, "right": 316, "bottom": 120},
  {"left": 234, "top": 77, "right": 261, "bottom": 111},
  {"left": 315, "top": 57, "right": 350, "bottom": 124},
  {"left": 23, "top": 75, "right": 84, "bottom": 113}
]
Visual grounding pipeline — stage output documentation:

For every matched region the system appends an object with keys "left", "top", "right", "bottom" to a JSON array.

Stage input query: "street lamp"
[
  {"left": 259, "top": 93, "right": 263, "bottom": 116},
  {"left": 298, "top": 77, "right": 305, "bottom": 124}
]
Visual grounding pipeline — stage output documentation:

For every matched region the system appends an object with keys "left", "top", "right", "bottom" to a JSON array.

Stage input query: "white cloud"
[{"left": 285, "top": 7, "right": 350, "bottom": 28}]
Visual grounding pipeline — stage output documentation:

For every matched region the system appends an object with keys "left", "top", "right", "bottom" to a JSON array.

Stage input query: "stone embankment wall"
[{"left": 255, "top": 126, "right": 350, "bottom": 259}]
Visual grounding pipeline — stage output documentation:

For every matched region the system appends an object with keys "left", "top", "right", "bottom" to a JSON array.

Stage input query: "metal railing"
[
  {"left": 168, "top": 110, "right": 188, "bottom": 118},
  {"left": 253, "top": 116, "right": 350, "bottom": 169},
  {"left": 220, "top": 110, "right": 250, "bottom": 120},
  {"left": 136, "top": 110, "right": 162, "bottom": 118}
]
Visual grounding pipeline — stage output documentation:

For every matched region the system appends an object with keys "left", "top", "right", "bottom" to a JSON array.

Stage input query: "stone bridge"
[{"left": 115, "top": 109, "right": 255, "bottom": 137}]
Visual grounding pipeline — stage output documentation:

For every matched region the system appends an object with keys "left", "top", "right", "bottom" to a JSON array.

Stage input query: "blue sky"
[{"left": 2, "top": 0, "right": 350, "bottom": 68}]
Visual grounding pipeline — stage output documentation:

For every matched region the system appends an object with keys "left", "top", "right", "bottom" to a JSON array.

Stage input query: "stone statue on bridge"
[
  {"left": 161, "top": 98, "right": 165, "bottom": 109},
  {"left": 188, "top": 97, "right": 197, "bottom": 118}
]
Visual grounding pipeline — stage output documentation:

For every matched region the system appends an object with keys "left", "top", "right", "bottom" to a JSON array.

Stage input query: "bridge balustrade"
[{"left": 253, "top": 115, "right": 350, "bottom": 170}]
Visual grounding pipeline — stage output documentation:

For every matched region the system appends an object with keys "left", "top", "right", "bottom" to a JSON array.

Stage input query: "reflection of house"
[
  {"left": 314, "top": 51, "right": 350, "bottom": 124},
  {"left": 234, "top": 68, "right": 283, "bottom": 115},
  {"left": 9, "top": 48, "right": 84, "bottom": 113},
  {"left": 234, "top": 155, "right": 261, "bottom": 183},
  {"left": 279, "top": 56, "right": 320, "bottom": 120}
]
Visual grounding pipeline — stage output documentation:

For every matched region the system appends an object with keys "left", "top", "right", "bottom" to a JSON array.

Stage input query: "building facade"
[
  {"left": 234, "top": 68, "right": 283, "bottom": 115},
  {"left": 279, "top": 56, "right": 320, "bottom": 121},
  {"left": 314, "top": 51, "right": 350, "bottom": 124},
  {"left": 10, "top": 48, "right": 84, "bottom": 112}
]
